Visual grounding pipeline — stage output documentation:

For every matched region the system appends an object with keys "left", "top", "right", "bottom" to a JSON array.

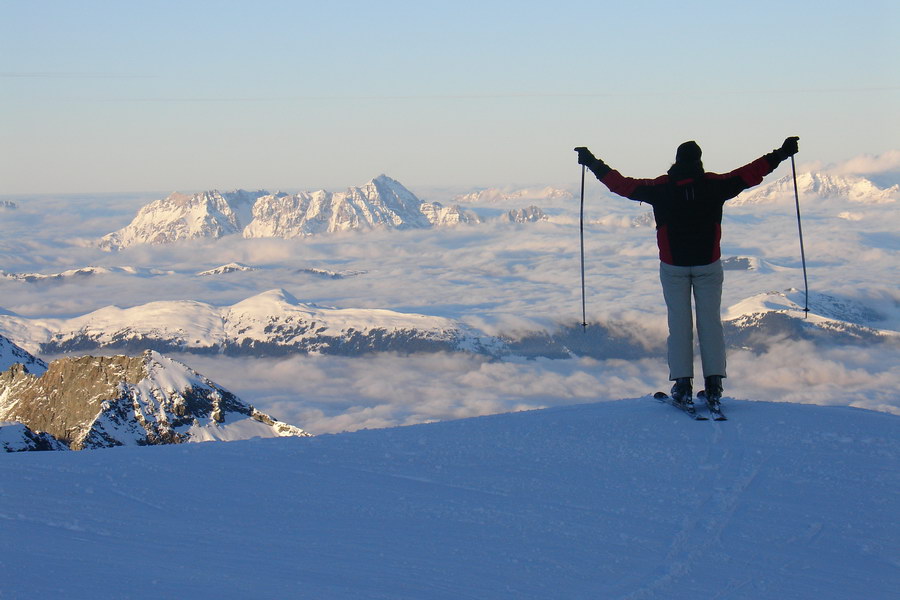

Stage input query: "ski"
[
  {"left": 698, "top": 391, "right": 727, "bottom": 421},
  {"left": 653, "top": 391, "right": 708, "bottom": 420}
]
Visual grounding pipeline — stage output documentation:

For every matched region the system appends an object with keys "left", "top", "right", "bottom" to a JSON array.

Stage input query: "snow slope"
[{"left": 1, "top": 398, "right": 896, "bottom": 599}]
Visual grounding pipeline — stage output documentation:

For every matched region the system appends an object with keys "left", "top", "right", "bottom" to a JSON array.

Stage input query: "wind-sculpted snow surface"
[{"left": 0, "top": 399, "right": 895, "bottom": 598}]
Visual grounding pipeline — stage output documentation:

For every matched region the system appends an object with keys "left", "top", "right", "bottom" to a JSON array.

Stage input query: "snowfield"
[{"left": 1, "top": 398, "right": 896, "bottom": 599}]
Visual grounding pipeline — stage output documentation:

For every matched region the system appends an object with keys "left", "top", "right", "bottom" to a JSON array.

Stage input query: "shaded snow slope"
[
  {"left": 1, "top": 398, "right": 895, "bottom": 598},
  {"left": 0, "top": 334, "right": 47, "bottom": 375},
  {"left": 0, "top": 420, "right": 67, "bottom": 451}
]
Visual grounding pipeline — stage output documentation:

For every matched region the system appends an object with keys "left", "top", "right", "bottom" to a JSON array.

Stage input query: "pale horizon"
[{"left": 2, "top": 0, "right": 898, "bottom": 195}]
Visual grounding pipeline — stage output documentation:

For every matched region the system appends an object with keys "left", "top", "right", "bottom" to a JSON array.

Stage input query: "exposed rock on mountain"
[
  {"left": 0, "top": 350, "right": 310, "bottom": 450},
  {"left": 504, "top": 205, "right": 547, "bottom": 223},
  {"left": 420, "top": 201, "right": 481, "bottom": 226}
]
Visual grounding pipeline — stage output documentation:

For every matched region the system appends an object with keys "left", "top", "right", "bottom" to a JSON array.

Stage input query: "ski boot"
[
  {"left": 670, "top": 377, "right": 693, "bottom": 409},
  {"left": 701, "top": 375, "right": 727, "bottom": 420},
  {"left": 703, "top": 375, "right": 723, "bottom": 411}
]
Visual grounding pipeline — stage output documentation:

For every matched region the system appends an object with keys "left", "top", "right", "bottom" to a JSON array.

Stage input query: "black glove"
[
  {"left": 778, "top": 136, "right": 799, "bottom": 159},
  {"left": 574, "top": 147, "right": 597, "bottom": 166},
  {"left": 574, "top": 147, "right": 611, "bottom": 178}
]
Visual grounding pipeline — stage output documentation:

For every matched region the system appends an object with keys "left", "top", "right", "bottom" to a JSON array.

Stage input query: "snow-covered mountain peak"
[
  {"left": 99, "top": 188, "right": 270, "bottom": 250},
  {"left": 722, "top": 289, "right": 898, "bottom": 349},
  {"left": 228, "top": 288, "right": 304, "bottom": 312},
  {"left": 733, "top": 171, "right": 898, "bottom": 205},
  {"left": 197, "top": 262, "right": 255, "bottom": 276}
]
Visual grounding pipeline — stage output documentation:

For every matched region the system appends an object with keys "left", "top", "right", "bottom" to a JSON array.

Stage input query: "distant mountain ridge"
[
  {"left": 0, "top": 286, "right": 894, "bottom": 361},
  {"left": 99, "top": 176, "right": 493, "bottom": 250},
  {"left": 0, "top": 289, "right": 503, "bottom": 357},
  {"left": 732, "top": 171, "right": 898, "bottom": 206}
]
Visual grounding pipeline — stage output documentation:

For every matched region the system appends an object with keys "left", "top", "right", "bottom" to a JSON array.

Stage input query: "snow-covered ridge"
[
  {"left": 0, "top": 289, "right": 501, "bottom": 357},
  {"left": 196, "top": 262, "right": 255, "bottom": 276},
  {"left": 723, "top": 290, "right": 899, "bottom": 349},
  {"left": 1, "top": 285, "right": 893, "bottom": 361},
  {"left": 732, "top": 171, "right": 898, "bottom": 205},
  {"left": 1, "top": 266, "right": 173, "bottom": 282},
  {"left": 455, "top": 185, "right": 573, "bottom": 205},
  {"left": 0, "top": 350, "right": 310, "bottom": 450},
  {"left": 296, "top": 267, "right": 367, "bottom": 279}
]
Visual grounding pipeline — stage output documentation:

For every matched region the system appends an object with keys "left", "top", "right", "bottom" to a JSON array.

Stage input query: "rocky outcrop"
[{"left": 0, "top": 350, "right": 310, "bottom": 450}]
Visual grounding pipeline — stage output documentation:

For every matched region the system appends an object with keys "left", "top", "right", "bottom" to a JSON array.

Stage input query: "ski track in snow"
[{"left": 1, "top": 398, "right": 897, "bottom": 599}]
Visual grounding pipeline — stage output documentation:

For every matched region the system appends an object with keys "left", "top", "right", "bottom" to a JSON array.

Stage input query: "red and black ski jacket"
[{"left": 594, "top": 152, "right": 783, "bottom": 266}]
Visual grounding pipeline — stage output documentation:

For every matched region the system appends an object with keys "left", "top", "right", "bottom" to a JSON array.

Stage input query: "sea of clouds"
[{"left": 1, "top": 153, "right": 897, "bottom": 434}]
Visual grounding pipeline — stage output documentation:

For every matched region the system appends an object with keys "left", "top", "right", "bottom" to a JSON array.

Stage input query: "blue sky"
[{"left": 2, "top": 0, "right": 897, "bottom": 194}]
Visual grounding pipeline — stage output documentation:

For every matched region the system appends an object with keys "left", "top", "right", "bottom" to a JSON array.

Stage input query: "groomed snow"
[{"left": 1, "top": 398, "right": 896, "bottom": 599}]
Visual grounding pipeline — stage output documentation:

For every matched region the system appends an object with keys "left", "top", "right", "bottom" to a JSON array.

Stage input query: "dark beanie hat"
[{"left": 675, "top": 141, "right": 702, "bottom": 163}]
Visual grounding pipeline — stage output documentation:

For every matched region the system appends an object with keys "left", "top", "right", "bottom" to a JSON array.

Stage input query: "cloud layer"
[{"left": 2, "top": 158, "right": 898, "bottom": 433}]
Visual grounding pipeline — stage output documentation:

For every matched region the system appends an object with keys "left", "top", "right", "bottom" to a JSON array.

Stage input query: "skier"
[{"left": 575, "top": 137, "right": 799, "bottom": 413}]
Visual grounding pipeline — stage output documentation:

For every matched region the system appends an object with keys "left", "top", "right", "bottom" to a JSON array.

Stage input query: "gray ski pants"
[{"left": 659, "top": 260, "right": 727, "bottom": 381}]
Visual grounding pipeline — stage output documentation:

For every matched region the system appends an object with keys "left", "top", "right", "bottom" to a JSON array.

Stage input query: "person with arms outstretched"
[{"left": 575, "top": 137, "right": 799, "bottom": 413}]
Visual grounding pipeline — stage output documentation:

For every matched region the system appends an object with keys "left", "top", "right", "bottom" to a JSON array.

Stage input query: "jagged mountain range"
[
  {"left": 731, "top": 171, "right": 898, "bottom": 206},
  {"left": 0, "top": 285, "right": 893, "bottom": 361},
  {"left": 99, "top": 175, "right": 549, "bottom": 250},
  {"left": 0, "top": 349, "right": 310, "bottom": 451}
]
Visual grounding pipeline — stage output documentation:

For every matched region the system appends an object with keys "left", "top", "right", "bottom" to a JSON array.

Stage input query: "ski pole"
[
  {"left": 579, "top": 161, "right": 587, "bottom": 331},
  {"left": 790, "top": 155, "right": 810, "bottom": 318}
]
